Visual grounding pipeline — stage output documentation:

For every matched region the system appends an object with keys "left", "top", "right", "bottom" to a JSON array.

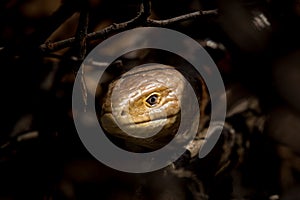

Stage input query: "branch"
[
  {"left": 73, "top": 2, "right": 90, "bottom": 109},
  {"left": 86, "top": 0, "right": 150, "bottom": 41},
  {"left": 74, "top": 2, "right": 89, "bottom": 60},
  {"left": 147, "top": 9, "right": 218, "bottom": 26},
  {"left": 40, "top": 3, "right": 218, "bottom": 53},
  {"left": 40, "top": 1, "right": 150, "bottom": 53},
  {"left": 33, "top": 1, "right": 80, "bottom": 45}
]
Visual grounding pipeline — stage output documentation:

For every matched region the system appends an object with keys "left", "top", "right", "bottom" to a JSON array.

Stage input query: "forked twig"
[{"left": 40, "top": 1, "right": 218, "bottom": 53}]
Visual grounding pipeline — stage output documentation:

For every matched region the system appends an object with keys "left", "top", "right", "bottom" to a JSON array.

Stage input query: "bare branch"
[
  {"left": 147, "top": 9, "right": 218, "bottom": 26},
  {"left": 39, "top": 2, "right": 218, "bottom": 53},
  {"left": 73, "top": 2, "right": 90, "bottom": 110},
  {"left": 86, "top": 1, "right": 147, "bottom": 41},
  {"left": 40, "top": 1, "right": 149, "bottom": 53},
  {"left": 0, "top": 1, "right": 80, "bottom": 56},
  {"left": 74, "top": 4, "right": 89, "bottom": 60}
]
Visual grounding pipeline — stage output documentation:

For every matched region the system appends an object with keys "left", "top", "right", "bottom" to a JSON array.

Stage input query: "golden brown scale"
[
  {"left": 127, "top": 86, "right": 179, "bottom": 124},
  {"left": 99, "top": 64, "right": 210, "bottom": 152}
]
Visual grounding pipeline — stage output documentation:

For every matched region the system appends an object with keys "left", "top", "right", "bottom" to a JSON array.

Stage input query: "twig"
[
  {"left": 73, "top": 2, "right": 90, "bottom": 110},
  {"left": 40, "top": 3, "right": 218, "bottom": 53},
  {"left": 74, "top": 2, "right": 89, "bottom": 60},
  {"left": 0, "top": 0, "right": 87, "bottom": 56},
  {"left": 35, "top": 1, "right": 80, "bottom": 44},
  {"left": 85, "top": 2, "right": 147, "bottom": 41},
  {"left": 40, "top": 1, "right": 150, "bottom": 53},
  {"left": 147, "top": 9, "right": 218, "bottom": 26}
]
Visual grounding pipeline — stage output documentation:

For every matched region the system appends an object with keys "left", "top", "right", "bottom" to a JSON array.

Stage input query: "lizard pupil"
[{"left": 146, "top": 94, "right": 159, "bottom": 106}]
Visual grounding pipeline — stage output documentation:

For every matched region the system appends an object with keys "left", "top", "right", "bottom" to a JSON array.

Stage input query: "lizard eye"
[{"left": 145, "top": 93, "right": 160, "bottom": 107}]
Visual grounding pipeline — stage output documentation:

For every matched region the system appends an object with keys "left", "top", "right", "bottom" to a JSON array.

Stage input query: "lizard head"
[{"left": 98, "top": 64, "right": 205, "bottom": 151}]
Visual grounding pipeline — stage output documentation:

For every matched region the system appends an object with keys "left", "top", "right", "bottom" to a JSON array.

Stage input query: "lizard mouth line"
[
  {"left": 102, "top": 112, "right": 180, "bottom": 126},
  {"left": 129, "top": 113, "right": 179, "bottom": 125}
]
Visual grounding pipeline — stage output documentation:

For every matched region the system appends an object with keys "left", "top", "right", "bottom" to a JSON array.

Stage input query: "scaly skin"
[{"left": 100, "top": 64, "right": 208, "bottom": 151}]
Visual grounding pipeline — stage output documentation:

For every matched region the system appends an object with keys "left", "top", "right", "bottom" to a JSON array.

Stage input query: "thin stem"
[{"left": 40, "top": 1, "right": 218, "bottom": 53}]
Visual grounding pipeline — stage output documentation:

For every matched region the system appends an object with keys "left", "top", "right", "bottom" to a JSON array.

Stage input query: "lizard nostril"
[{"left": 121, "top": 110, "right": 127, "bottom": 116}]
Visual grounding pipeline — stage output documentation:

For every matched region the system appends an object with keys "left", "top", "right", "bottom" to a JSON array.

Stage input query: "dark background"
[{"left": 0, "top": 0, "right": 300, "bottom": 199}]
